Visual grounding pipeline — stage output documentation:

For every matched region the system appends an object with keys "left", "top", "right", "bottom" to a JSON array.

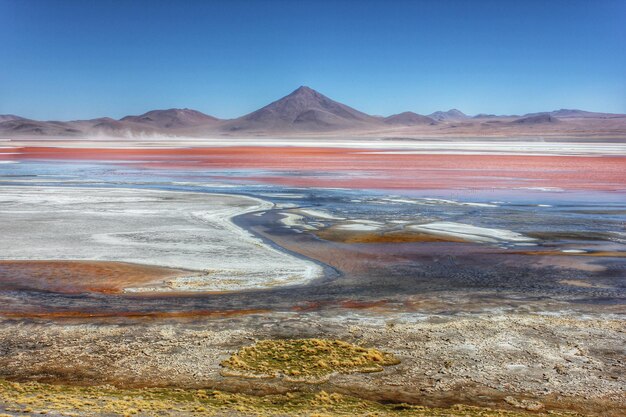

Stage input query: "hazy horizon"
[{"left": 1, "top": 0, "right": 625, "bottom": 120}]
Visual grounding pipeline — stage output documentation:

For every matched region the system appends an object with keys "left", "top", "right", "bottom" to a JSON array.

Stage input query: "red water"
[{"left": 6, "top": 146, "right": 626, "bottom": 191}]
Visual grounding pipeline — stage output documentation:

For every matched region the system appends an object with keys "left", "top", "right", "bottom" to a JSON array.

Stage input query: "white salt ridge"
[
  {"left": 6, "top": 139, "right": 625, "bottom": 156},
  {"left": 519, "top": 187, "right": 564, "bottom": 192},
  {"left": 382, "top": 197, "right": 497, "bottom": 208},
  {"left": 279, "top": 212, "right": 317, "bottom": 230},
  {"left": 170, "top": 181, "right": 238, "bottom": 188},
  {"left": 336, "top": 223, "right": 381, "bottom": 231},
  {"left": 275, "top": 203, "right": 298, "bottom": 209},
  {"left": 350, "top": 219, "right": 384, "bottom": 225},
  {"left": 422, "top": 198, "right": 497, "bottom": 208},
  {"left": 407, "top": 221, "right": 536, "bottom": 243},
  {"left": 384, "top": 198, "right": 419, "bottom": 204},
  {"left": 335, "top": 219, "right": 384, "bottom": 231},
  {"left": 297, "top": 208, "right": 345, "bottom": 220},
  {"left": 258, "top": 193, "right": 306, "bottom": 199}
]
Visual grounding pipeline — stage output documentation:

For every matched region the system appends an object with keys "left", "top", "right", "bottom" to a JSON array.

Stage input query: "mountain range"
[{"left": 1, "top": 86, "right": 625, "bottom": 138}]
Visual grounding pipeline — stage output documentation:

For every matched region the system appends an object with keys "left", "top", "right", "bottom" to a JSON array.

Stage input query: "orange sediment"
[
  {"left": 0, "top": 260, "right": 188, "bottom": 294},
  {"left": 316, "top": 229, "right": 467, "bottom": 244}
]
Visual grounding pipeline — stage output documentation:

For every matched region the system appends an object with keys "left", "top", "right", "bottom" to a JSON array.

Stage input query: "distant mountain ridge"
[
  {"left": 428, "top": 109, "right": 468, "bottom": 121},
  {"left": 524, "top": 109, "right": 625, "bottom": 119},
  {"left": 513, "top": 114, "right": 559, "bottom": 125},
  {"left": 0, "top": 115, "right": 25, "bottom": 122},
  {"left": 384, "top": 112, "right": 436, "bottom": 125},
  {"left": 121, "top": 108, "right": 220, "bottom": 129},
  {"left": 1, "top": 86, "right": 624, "bottom": 137}
]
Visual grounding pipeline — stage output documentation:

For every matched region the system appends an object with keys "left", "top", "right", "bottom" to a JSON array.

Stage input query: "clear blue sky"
[{"left": 1, "top": 0, "right": 624, "bottom": 120}]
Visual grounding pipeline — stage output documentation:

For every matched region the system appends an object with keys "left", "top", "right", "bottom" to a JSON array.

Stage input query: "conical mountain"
[{"left": 222, "top": 86, "right": 379, "bottom": 132}]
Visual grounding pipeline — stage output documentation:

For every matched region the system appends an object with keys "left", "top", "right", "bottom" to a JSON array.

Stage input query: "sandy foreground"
[
  {"left": 0, "top": 311, "right": 623, "bottom": 416},
  {"left": 0, "top": 187, "right": 322, "bottom": 292}
]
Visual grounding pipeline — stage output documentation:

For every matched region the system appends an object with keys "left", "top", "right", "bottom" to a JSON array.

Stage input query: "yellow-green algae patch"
[
  {"left": 0, "top": 379, "right": 584, "bottom": 417},
  {"left": 220, "top": 338, "right": 400, "bottom": 382}
]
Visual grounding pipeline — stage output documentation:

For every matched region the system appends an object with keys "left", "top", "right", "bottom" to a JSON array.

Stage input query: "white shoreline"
[
  {"left": 3, "top": 138, "right": 626, "bottom": 156},
  {"left": 0, "top": 186, "right": 323, "bottom": 292}
]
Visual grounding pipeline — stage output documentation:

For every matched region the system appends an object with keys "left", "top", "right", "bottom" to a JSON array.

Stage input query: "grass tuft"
[{"left": 220, "top": 338, "right": 400, "bottom": 382}]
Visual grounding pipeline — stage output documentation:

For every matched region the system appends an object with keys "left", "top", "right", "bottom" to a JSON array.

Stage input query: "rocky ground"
[{"left": 0, "top": 311, "right": 623, "bottom": 416}]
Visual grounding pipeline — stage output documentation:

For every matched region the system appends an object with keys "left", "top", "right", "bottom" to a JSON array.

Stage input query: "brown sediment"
[
  {"left": 338, "top": 299, "right": 389, "bottom": 309},
  {"left": 316, "top": 229, "right": 467, "bottom": 244},
  {"left": 0, "top": 260, "right": 189, "bottom": 294},
  {"left": 559, "top": 279, "right": 612, "bottom": 289},
  {"left": 0, "top": 308, "right": 272, "bottom": 320},
  {"left": 255, "top": 222, "right": 490, "bottom": 276},
  {"left": 290, "top": 301, "right": 328, "bottom": 312},
  {"left": 290, "top": 299, "right": 389, "bottom": 313}
]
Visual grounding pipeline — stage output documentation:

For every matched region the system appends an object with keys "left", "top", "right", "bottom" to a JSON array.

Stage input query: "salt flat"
[
  {"left": 0, "top": 187, "right": 322, "bottom": 291},
  {"left": 4, "top": 137, "right": 626, "bottom": 155}
]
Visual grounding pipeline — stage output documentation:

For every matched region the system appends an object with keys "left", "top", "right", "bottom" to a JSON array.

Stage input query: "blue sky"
[{"left": 1, "top": 0, "right": 624, "bottom": 120}]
